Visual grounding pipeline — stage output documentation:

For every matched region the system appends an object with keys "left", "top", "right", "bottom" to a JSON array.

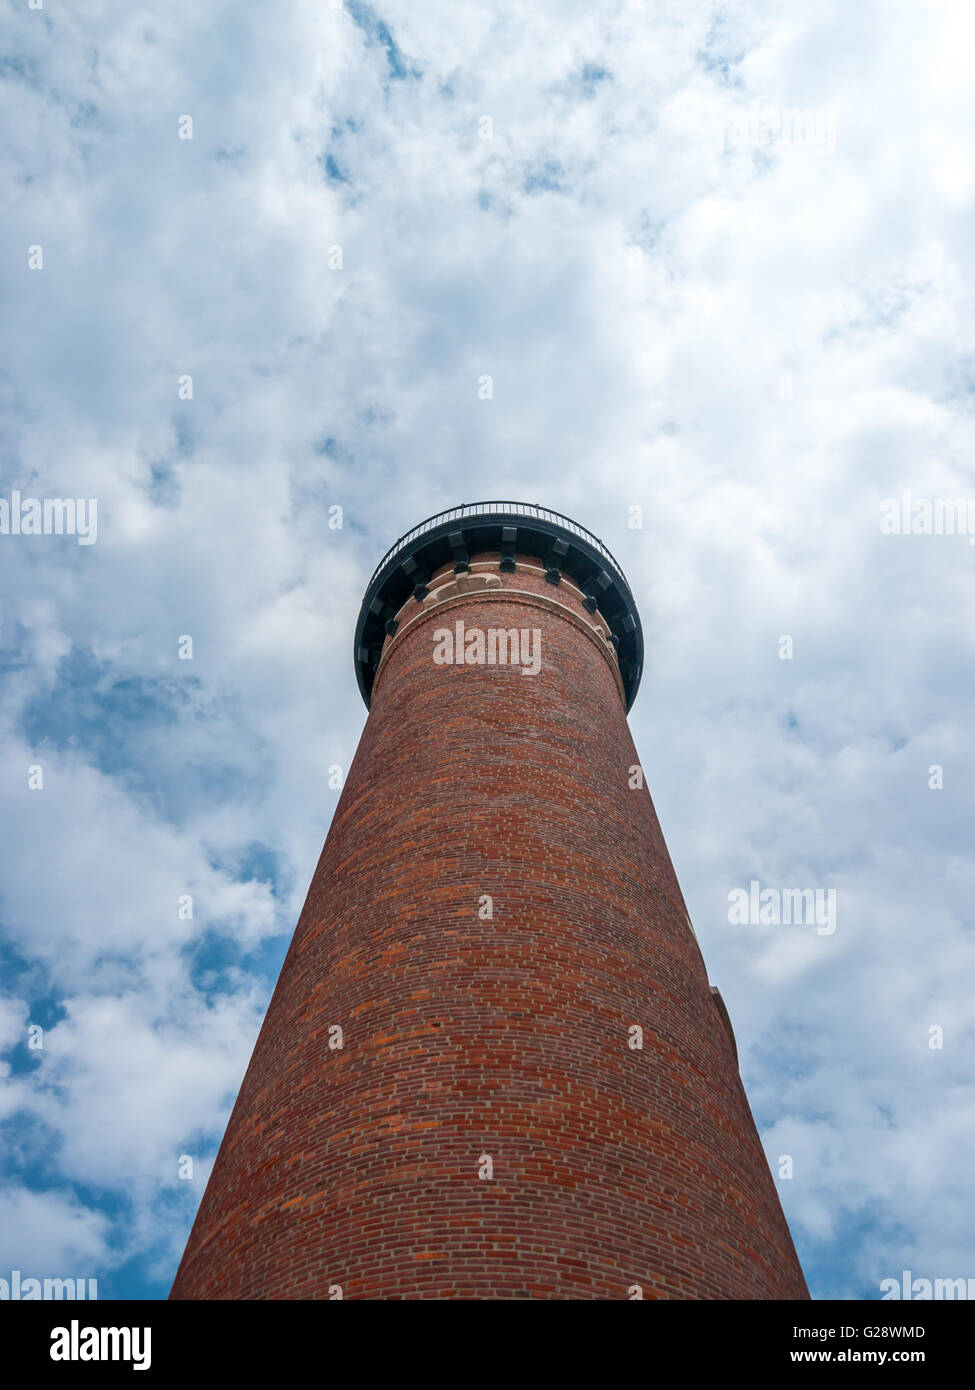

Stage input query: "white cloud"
[{"left": 0, "top": 1187, "right": 110, "bottom": 1274}]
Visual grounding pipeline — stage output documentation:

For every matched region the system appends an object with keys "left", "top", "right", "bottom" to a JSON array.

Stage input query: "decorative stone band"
[{"left": 372, "top": 563, "right": 628, "bottom": 708}]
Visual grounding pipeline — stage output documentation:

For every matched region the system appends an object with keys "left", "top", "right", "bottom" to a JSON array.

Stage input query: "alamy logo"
[
  {"left": 0, "top": 490, "right": 98, "bottom": 544},
  {"left": 881, "top": 1271, "right": 974, "bottom": 1299},
  {"left": 726, "top": 102, "right": 837, "bottom": 153},
  {"left": 432, "top": 620, "right": 542, "bottom": 676},
  {"left": 0, "top": 1269, "right": 97, "bottom": 1300},
  {"left": 50, "top": 1320, "right": 151, "bottom": 1371},
  {"left": 880, "top": 490, "right": 975, "bottom": 541},
  {"left": 728, "top": 880, "right": 837, "bottom": 935}
]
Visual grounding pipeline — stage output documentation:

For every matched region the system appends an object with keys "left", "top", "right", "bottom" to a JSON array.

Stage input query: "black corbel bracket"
[
  {"left": 448, "top": 530, "right": 470, "bottom": 573},
  {"left": 356, "top": 642, "right": 383, "bottom": 673},
  {"left": 401, "top": 555, "right": 430, "bottom": 601},
  {"left": 582, "top": 568, "right": 612, "bottom": 614},
  {"left": 500, "top": 526, "right": 517, "bottom": 572},
  {"left": 368, "top": 595, "right": 399, "bottom": 637},
  {"left": 543, "top": 537, "right": 569, "bottom": 585}
]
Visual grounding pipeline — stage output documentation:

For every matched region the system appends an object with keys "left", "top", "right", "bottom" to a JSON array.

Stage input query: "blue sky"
[{"left": 1, "top": 0, "right": 974, "bottom": 1300}]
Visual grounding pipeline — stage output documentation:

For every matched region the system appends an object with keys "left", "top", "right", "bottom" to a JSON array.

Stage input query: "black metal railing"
[{"left": 367, "top": 501, "right": 630, "bottom": 593}]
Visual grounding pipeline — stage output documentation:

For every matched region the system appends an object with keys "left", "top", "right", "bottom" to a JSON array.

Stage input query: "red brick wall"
[{"left": 170, "top": 553, "right": 808, "bottom": 1300}]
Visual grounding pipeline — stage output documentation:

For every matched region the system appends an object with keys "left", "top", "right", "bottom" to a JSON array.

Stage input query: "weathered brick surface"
[{"left": 170, "top": 554, "right": 808, "bottom": 1300}]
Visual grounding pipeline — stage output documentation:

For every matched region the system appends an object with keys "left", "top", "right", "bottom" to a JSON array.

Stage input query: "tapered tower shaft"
[{"left": 171, "top": 504, "right": 808, "bottom": 1300}]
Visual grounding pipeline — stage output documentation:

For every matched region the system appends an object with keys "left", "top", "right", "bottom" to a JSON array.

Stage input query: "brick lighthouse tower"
[{"left": 170, "top": 501, "right": 808, "bottom": 1300}]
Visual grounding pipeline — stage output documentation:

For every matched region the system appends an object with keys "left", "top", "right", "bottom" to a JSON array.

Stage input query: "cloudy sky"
[{"left": 1, "top": 0, "right": 973, "bottom": 1300}]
